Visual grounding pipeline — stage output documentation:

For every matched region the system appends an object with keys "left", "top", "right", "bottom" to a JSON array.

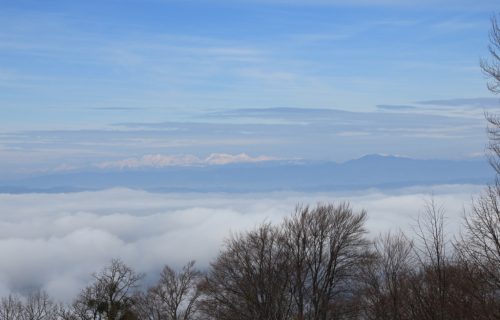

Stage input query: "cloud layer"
[{"left": 0, "top": 185, "right": 482, "bottom": 302}]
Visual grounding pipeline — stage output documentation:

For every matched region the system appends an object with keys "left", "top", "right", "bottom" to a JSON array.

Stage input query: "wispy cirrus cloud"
[
  {"left": 87, "top": 107, "right": 147, "bottom": 111},
  {"left": 157, "top": 0, "right": 497, "bottom": 9},
  {"left": 0, "top": 0, "right": 494, "bottom": 126},
  {"left": 376, "top": 104, "right": 418, "bottom": 111},
  {"left": 376, "top": 97, "right": 500, "bottom": 119},
  {"left": 416, "top": 97, "right": 500, "bottom": 108}
]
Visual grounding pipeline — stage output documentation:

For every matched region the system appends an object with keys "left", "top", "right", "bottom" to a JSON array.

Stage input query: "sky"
[
  {"left": 1, "top": 0, "right": 500, "bottom": 176},
  {"left": 1, "top": 0, "right": 495, "bottom": 125},
  {"left": 1, "top": 0, "right": 500, "bottom": 301}
]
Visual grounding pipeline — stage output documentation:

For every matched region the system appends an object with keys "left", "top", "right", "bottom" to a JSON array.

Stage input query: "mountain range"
[{"left": 0, "top": 154, "right": 493, "bottom": 193}]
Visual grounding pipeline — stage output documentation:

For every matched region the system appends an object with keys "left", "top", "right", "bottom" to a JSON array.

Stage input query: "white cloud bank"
[
  {"left": 95, "top": 153, "right": 278, "bottom": 169},
  {"left": 0, "top": 185, "right": 483, "bottom": 302}
]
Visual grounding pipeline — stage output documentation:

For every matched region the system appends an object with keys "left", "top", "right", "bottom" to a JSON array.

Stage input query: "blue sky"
[{"left": 0, "top": 0, "right": 499, "bottom": 175}]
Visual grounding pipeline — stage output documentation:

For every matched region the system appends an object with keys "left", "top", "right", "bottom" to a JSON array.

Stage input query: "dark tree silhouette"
[
  {"left": 283, "top": 203, "right": 369, "bottom": 320},
  {"left": 136, "top": 261, "right": 202, "bottom": 320},
  {"left": 481, "top": 14, "right": 500, "bottom": 95},
  {"left": 72, "top": 259, "right": 143, "bottom": 320},
  {"left": 0, "top": 295, "right": 23, "bottom": 320},
  {"left": 199, "top": 223, "right": 293, "bottom": 320}
]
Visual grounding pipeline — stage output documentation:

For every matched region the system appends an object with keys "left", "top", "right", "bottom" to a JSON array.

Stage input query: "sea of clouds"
[{"left": 0, "top": 184, "right": 484, "bottom": 302}]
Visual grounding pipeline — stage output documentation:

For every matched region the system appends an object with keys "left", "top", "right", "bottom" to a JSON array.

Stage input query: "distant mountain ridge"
[{"left": 0, "top": 155, "right": 493, "bottom": 194}]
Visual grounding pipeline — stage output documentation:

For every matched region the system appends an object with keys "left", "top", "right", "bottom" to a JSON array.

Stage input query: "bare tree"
[
  {"left": 72, "top": 259, "right": 143, "bottom": 320},
  {"left": 136, "top": 261, "right": 202, "bottom": 320},
  {"left": 448, "top": 15, "right": 500, "bottom": 318},
  {"left": 481, "top": 14, "right": 500, "bottom": 175},
  {"left": 0, "top": 294, "right": 23, "bottom": 320},
  {"left": 282, "top": 202, "right": 369, "bottom": 320},
  {"left": 413, "top": 198, "right": 448, "bottom": 273},
  {"left": 481, "top": 14, "right": 500, "bottom": 95},
  {"left": 360, "top": 231, "right": 414, "bottom": 320},
  {"left": 199, "top": 223, "right": 293, "bottom": 320},
  {"left": 408, "top": 198, "right": 453, "bottom": 320},
  {"left": 21, "top": 289, "right": 58, "bottom": 320},
  {"left": 56, "top": 304, "right": 79, "bottom": 320},
  {"left": 72, "top": 286, "right": 105, "bottom": 320},
  {"left": 460, "top": 186, "right": 500, "bottom": 290}
]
